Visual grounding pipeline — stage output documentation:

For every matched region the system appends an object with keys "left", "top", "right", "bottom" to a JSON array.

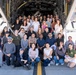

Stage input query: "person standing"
[
  {"left": 12, "top": 30, "right": 21, "bottom": 60},
  {"left": 65, "top": 36, "right": 74, "bottom": 50},
  {"left": 37, "top": 34, "right": 45, "bottom": 60},
  {"left": 32, "top": 17, "right": 40, "bottom": 32},
  {"left": 54, "top": 19, "right": 63, "bottom": 38}
]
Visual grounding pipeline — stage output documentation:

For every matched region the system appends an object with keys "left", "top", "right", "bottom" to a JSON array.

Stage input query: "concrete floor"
[
  {"left": 0, "top": 65, "right": 33, "bottom": 75},
  {"left": 45, "top": 65, "right": 76, "bottom": 75},
  {"left": 0, "top": 64, "right": 76, "bottom": 75}
]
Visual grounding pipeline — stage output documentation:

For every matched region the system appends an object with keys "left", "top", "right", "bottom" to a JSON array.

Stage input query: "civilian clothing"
[
  {"left": 44, "top": 48, "right": 52, "bottom": 59},
  {"left": 54, "top": 56, "right": 64, "bottom": 64},
  {"left": 65, "top": 55, "right": 76, "bottom": 64},
  {"left": 43, "top": 58, "right": 52, "bottom": 66},
  {"left": 65, "top": 41, "right": 74, "bottom": 49},
  {"left": 37, "top": 38, "right": 45, "bottom": 47},
  {"left": 3, "top": 42, "right": 16, "bottom": 66},
  {"left": 66, "top": 49, "right": 76, "bottom": 57},
  {"left": 39, "top": 48, "right": 44, "bottom": 60},
  {"left": 0, "top": 50, "right": 2, "bottom": 66},
  {"left": 32, "top": 21, "right": 40, "bottom": 32},
  {"left": 28, "top": 57, "right": 40, "bottom": 66},
  {"left": 5, "top": 54, "right": 15, "bottom": 66},
  {"left": 19, "top": 48, "right": 28, "bottom": 60},
  {"left": 2, "top": 29, "right": 11, "bottom": 36},
  {"left": 29, "top": 37, "right": 36, "bottom": 44},
  {"left": 12, "top": 35, "right": 21, "bottom": 46},
  {"left": 27, "top": 31, "right": 36, "bottom": 38},
  {"left": 55, "top": 47, "right": 66, "bottom": 58},
  {"left": 21, "top": 25, "right": 29, "bottom": 31},
  {"left": 19, "top": 19, "right": 23, "bottom": 25},
  {"left": 3, "top": 36, "right": 8, "bottom": 44},
  {"left": 30, "top": 20, "right": 34, "bottom": 25},
  {"left": 18, "top": 32, "right": 25, "bottom": 39},
  {"left": 46, "top": 21, "right": 51, "bottom": 28},
  {"left": 12, "top": 34, "right": 21, "bottom": 59},
  {"left": 46, "top": 37, "right": 56, "bottom": 46},
  {"left": 3, "top": 43, "right": 16, "bottom": 55},
  {"left": 55, "top": 24, "right": 63, "bottom": 35},
  {"left": 42, "top": 24, "right": 48, "bottom": 31},
  {"left": 14, "top": 24, "right": 20, "bottom": 30},
  {"left": 0, "top": 38, "right": 2, "bottom": 48},
  {"left": 37, "top": 38, "right": 45, "bottom": 60},
  {"left": 51, "top": 22, "right": 56, "bottom": 30},
  {"left": 43, "top": 31, "right": 49, "bottom": 40},
  {"left": 28, "top": 48, "right": 39, "bottom": 59},
  {"left": 15, "top": 45, "right": 21, "bottom": 59},
  {"left": 56, "top": 38, "right": 64, "bottom": 47},
  {"left": 21, "top": 39, "right": 28, "bottom": 50}
]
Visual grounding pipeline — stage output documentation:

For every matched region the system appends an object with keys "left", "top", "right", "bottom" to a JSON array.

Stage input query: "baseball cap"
[{"left": 7, "top": 36, "right": 13, "bottom": 40}]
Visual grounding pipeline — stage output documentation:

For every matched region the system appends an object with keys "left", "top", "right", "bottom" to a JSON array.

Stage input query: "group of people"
[{"left": 0, "top": 14, "right": 76, "bottom": 70}]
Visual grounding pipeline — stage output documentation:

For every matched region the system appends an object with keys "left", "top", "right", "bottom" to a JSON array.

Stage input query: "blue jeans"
[
  {"left": 5, "top": 54, "right": 15, "bottom": 66},
  {"left": 15, "top": 45, "right": 21, "bottom": 60},
  {"left": 28, "top": 57, "right": 40, "bottom": 66},
  {"left": 43, "top": 58, "right": 51, "bottom": 66},
  {"left": 54, "top": 56, "right": 64, "bottom": 64}
]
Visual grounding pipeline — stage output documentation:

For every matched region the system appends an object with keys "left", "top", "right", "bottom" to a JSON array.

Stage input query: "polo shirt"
[
  {"left": 46, "top": 37, "right": 56, "bottom": 46},
  {"left": 37, "top": 38, "right": 45, "bottom": 47},
  {"left": 67, "top": 49, "right": 76, "bottom": 57}
]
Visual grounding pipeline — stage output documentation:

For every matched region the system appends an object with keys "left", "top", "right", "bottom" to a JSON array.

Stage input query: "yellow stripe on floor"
[{"left": 37, "top": 62, "right": 42, "bottom": 75}]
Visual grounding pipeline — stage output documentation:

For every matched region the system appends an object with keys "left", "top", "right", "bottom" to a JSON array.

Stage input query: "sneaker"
[
  {"left": 67, "top": 63, "right": 70, "bottom": 67},
  {"left": 48, "top": 63, "right": 51, "bottom": 66},
  {"left": 61, "top": 63, "right": 64, "bottom": 66},
  {"left": 50, "top": 60, "right": 55, "bottom": 65},
  {"left": 56, "top": 63, "right": 59, "bottom": 66},
  {"left": 0, "top": 66, "right": 1, "bottom": 68},
  {"left": 21, "top": 59, "right": 24, "bottom": 61},
  {"left": 26, "top": 64, "right": 31, "bottom": 70},
  {"left": 23, "top": 65, "right": 27, "bottom": 68}
]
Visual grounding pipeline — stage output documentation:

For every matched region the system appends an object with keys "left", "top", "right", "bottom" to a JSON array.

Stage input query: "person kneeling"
[
  {"left": 43, "top": 43, "right": 53, "bottom": 66},
  {"left": 54, "top": 41, "right": 66, "bottom": 66},
  {"left": 19, "top": 48, "right": 31, "bottom": 70},
  {"left": 28, "top": 43, "right": 40, "bottom": 66},
  {"left": 3, "top": 37, "right": 16, "bottom": 66},
  {"left": 65, "top": 43, "right": 76, "bottom": 68}
]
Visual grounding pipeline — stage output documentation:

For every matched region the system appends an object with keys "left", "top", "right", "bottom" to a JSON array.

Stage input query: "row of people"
[
  {"left": 3, "top": 36, "right": 76, "bottom": 69},
  {"left": 0, "top": 14, "right": 75, "bottom": 70},
  {"left": 12, "top": 15, "right": 63, "bottom": 39},
  {"left": 2, "top": 32, "right": 76, "bottom": 69}
]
